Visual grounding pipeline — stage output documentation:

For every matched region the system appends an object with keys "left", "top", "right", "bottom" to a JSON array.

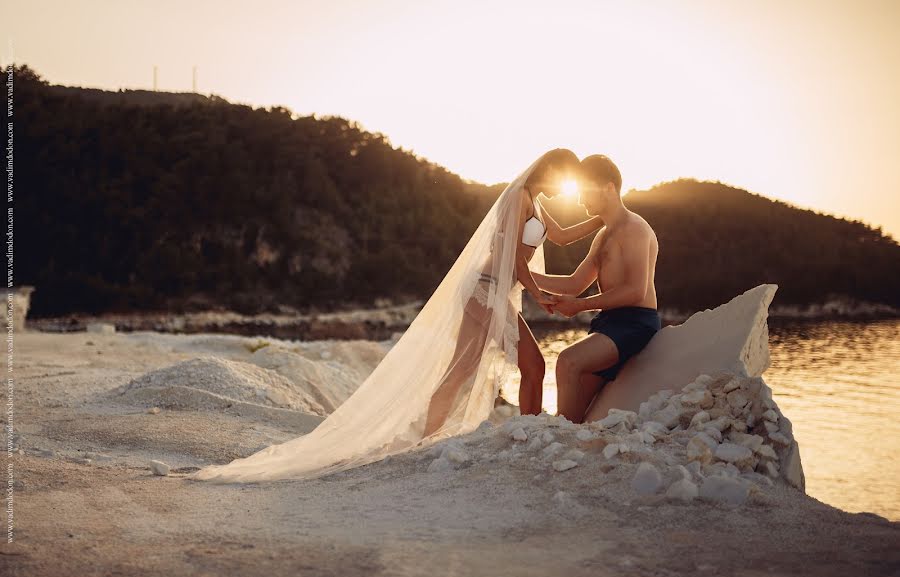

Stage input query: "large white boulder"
[
  {"left": 585, "top": 284, "right": 777, "bottom": 421},
  {"left": 582, "top": 285, "right": 806, "bottom": 493}
]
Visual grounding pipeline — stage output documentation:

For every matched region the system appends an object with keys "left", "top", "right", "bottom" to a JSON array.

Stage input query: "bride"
[{"left": 189, "top": 148, "right": 604, "bottom": 483}]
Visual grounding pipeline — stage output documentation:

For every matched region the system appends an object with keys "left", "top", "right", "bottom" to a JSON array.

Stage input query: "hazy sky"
[{"left": 6, "top": 0, "right": 900, "bottom": 237}]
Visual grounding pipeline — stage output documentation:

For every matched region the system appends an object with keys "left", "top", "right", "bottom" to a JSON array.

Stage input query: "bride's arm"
[
  {"left": 538, "top": 198, "right": 605, "bottom": 246},
  {"left": 513, "top": 201, "right": 556, "bottom": 310}
]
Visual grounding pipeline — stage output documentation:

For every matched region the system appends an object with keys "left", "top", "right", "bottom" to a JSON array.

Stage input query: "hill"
[{"left": 12, "top": 64, "right": 899, "bottom": 317}]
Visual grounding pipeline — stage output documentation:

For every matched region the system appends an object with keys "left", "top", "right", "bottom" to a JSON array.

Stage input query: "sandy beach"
[{"left": 1, "top": 327, "right": 897, "bottom": 577}]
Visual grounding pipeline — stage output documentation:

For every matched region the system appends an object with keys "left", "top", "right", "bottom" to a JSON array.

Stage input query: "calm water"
[{"left": 501, "top": 319, "right": 900, "bottom": 521}]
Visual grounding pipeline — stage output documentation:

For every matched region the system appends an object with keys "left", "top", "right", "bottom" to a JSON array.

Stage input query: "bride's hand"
[{"left": 534, "top": 291, "right": 559, "bottom": 314}]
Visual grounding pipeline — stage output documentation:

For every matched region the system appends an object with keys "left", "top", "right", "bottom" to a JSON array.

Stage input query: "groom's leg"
[{"left": 556, "top": 333, "right": 619, "bottom": 423}]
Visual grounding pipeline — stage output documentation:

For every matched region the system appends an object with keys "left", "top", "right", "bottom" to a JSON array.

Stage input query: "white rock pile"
[{"left": 420, "top": 370, "right": 804, "bottom": 509}]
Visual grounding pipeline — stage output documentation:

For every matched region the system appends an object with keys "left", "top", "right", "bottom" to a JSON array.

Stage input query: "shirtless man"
[{"left": 533, "top": 154, "right": 660, "bottom": 423}]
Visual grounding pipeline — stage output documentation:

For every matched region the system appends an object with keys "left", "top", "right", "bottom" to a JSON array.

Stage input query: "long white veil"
[{"left": 188, "top": 152, "right": 552, "bottom": 483}]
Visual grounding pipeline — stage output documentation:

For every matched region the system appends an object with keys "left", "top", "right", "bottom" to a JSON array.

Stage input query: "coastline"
[
  {"left": 24, "top": 297, "right": 900, "bottom": 341},
  {"left": 3, "top": 328, "right": 898, "bottom": 576}
]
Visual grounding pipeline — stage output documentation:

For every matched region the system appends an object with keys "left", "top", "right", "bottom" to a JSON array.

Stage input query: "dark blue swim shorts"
[{"left": 587, "top": 306, "right": 661, "bottom": 381}]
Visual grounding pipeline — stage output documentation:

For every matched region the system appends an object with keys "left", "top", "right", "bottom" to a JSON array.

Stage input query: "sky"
[{"left": 6, "top": 0, "right": 900, "bottom": 238}]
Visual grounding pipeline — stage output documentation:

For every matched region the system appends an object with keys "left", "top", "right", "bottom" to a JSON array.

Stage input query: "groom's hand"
[
  {"left": 551, "top": 295, "right": 582, "bottom": 318},
  {"left": 535, "top": 290, "right": 559, "bottom": 315}
]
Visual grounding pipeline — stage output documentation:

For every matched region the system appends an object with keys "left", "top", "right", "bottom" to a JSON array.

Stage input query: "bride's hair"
[{"left": 524, "top": 148, "right": 580, "bottom": 193}]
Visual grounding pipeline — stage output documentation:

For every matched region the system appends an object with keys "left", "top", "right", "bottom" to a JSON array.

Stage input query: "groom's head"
[{"left": 579, "top": 155, "right": 622, "bottom": 216}]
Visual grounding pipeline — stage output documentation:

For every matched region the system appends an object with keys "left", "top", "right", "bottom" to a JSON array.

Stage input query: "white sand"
[{"left": 3, "top": 329, "right": 898, "bottom": 577}]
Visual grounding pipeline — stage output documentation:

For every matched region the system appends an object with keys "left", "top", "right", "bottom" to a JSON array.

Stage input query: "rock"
[
  {"left": 542, "top": 442, "right": 565, "bottom": 458},
  {"left": 427, "top": 457, "right": 454, "bottom": 473},
  {"left": 729, "top": 419, "right": 748, "bottom": 433},
  {"left": 640, "top": 421, "right": 669, "bottom": 437},
  {"left": 764, "top": 421, "right": 779, "bottom": 434},
  {"left": 541, "top": 431, "right": 556, "bottom": 444},
  {"left": 699, "top": 475, "right": 750, "bottom": 505},
  {"left": 689, "top": 410, "right": 711, "bottom": 428},
  {"left": 650, "top": 404, "right": 681, "bottom": 429},
  {"left": 602, "top": 444, "right": 620, "bottom": 459},
  {"left": 755, "top": 444, "right": 778, "bottom": 459},
  {"left": 666, "top": 478, "right": 699, "bottom": 501},
  {"left": 769, "top": 431, "right": 791, "bottom": 446},
  {"left": 687, "top": 436, "right": 714, "bottom": 464},
  {"left": 444, "top": 448, "right": 469, "bottom": 464},
  {"left": 585, "top": 285, "right": 778, "bottom": 421},
  {"left": 147, "top": 407, "right": 161, "bottom": 414},
  {"left": 86, "top": 322, "right": 116, "bottom": 334},
  {"left": 702, "top": 427, "right": 723, "bottom": 442},
  {"left": 631, "top": 462, "right": 663, "bottom": 495},
  {"left": 575, "top": 429, "right": 597, "bottom": 442},
  {"left": 511, "top": 427, "right": 528, "bottom": 442},
  {"left": 561, "top": 449, "right": 585, "bottom": 462},
  {"left": 705, "top": 416, "right": 731, "bottom": 432},
  {"left": 714, "top": 443, "right": 754, "bottom": 465},
  {"left": 149, "top": 460, "right": 170, "bottom": 476},
  {"left": 552, "top": 459, "right": 579, "bottom": 472},
  {"left": 598, "top": 409, "right": 637, "bottom": 430},
  {"left": 723, "top": 378, "right": 742, "bottom": 393},
  {"left": 763, "top": 461, "right": 779, "bottom": 478},
  {"left": 740, "top": 471, "right": 774, "bottom": 487},
  {"left": 763, "top": 409, "right": 779, "bottom": 422},
  {"left": 685, "top": 460, "right": 702, "bottom": 478},
  {"left": 726, "top": 390, "right": 750, "bottom": 410},
  {"left": 680, "top": 388, "right": 712, "bottom": 407},
  {"left": 729, "top": 432, "right": 764, "bottom": 451},
  {"left": 781, "top": 440, "right": 806, "bottom": 492}
]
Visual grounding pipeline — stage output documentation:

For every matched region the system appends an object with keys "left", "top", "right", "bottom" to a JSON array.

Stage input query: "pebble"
[
  {"left": 699, "top": 475, "right": 750, "bottom": 505},
  {"left": 769, "top": 431, "right": 791, "bottom": 446},
  {"left": 542, "top": 442, "right": 565, "bottom": 458},
  {"left": 666, "top": 478, "right": 699, "bottom": 501},
  {"left": 714, "top": 442, "right": 753, "bottom": 464},
  {"left": 631, "top": 462, "right": 663, "bottom": 495},
  {"left": 149, "top": 460, "right": 170, "bottom": 476},
  {"left": 689, "top": 410, "right": 710, "bottom": 428},
  {"left": 553, "top": 459, "right": 579, "bottom": 472},
  {"left": 511, "top": 427, "right": 528, "bottom": 442},
  {"left": 147, "top": 407, "right": 161, "bottom": 414},
  {"left": 561, "top": 449, "right": 585, "bottom": 462},
  {"left": 427, "top": 457, "right": 454, "bottom": 472}
]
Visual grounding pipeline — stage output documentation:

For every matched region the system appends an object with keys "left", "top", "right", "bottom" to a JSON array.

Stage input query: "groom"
[{"left": 534, "top": 155, "right": 661, "bottom": 423}]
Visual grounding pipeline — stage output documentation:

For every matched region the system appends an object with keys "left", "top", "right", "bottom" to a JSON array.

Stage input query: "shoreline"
[{"left": 25, "top": 300, "right": 900, "bottom": 341}]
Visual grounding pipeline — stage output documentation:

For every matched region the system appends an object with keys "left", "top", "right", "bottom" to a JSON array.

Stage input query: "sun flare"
[{"left": 561, "top": 180, "right": 579, "bottom": 197}]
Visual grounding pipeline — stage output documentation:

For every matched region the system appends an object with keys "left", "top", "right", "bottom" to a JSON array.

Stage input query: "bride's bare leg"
[
  {"left": 423, "top": 300, "right": 491, "bottom": 437},
  {"left": 517, "top": 313, "right": 545, "bottom": 415}
]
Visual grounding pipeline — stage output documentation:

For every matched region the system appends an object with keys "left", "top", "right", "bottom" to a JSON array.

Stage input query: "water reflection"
[{"left": 503, "top": 318, "right": 900, "bottom": 520}]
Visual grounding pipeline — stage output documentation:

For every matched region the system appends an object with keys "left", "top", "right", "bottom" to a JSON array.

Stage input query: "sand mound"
[
  {"left": 418, "top": 371, "right": 802, "bottom": 507},
  {"left": 250, "top": 341, "right": 388, "bottom": 412},
  {"left": 114, "top": 356, "right": 330, "bottom": 414}
]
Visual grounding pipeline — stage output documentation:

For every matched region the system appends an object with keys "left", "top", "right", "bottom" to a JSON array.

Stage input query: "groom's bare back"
[{"left": 584, "top": 211, "right": 658, "bottom": 307}]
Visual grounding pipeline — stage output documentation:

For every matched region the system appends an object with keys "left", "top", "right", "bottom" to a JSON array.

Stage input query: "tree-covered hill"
[{"left": 13, "top": 64, "right": 899, "bottom": 317}]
